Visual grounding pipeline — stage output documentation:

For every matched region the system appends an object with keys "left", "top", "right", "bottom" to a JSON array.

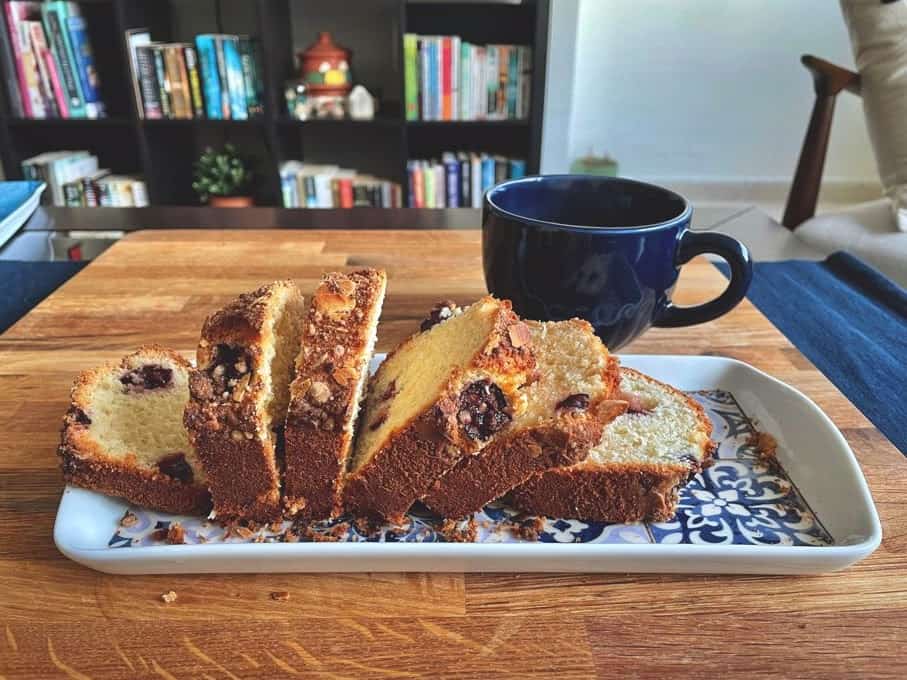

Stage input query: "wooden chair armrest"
[
  {"left": 801, "top": 55, "right": 861, "bottom": 97},
  {"left": 782, "top": 56, "right": 861, "bottom": 229}
]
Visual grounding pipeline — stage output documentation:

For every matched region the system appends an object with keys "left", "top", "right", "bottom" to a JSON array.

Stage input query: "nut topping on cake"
[
  {"left": 308, "top": 381, "right": 331, "bottom": 404},
  {"left": 507, "top": 322, "right": 532, "bottom": 349},
  {"left": 457, "top": 380, "right": 512, "bottom": 441}
]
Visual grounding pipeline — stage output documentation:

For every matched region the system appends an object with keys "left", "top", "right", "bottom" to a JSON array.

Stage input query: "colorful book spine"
[
  {"left": 444, "top": 155, "right": 459, "bottom": 207},
  {"left": 66, "top": 14, "right": 103, "bottom": 118},
  {"left": 27, "top": 21, "right": 61, "bottom": 117},
  {"left": 0, "top": 11, "right": 23, "bottom": 117},
  {"left": 508, "top": 159, "right": 526, "bottom": 179},
  {"left": 237, "top": 38, "right": 262, "bottom": 117},
  {"left": 42, "top": 1, "right": 84, "bottom": 117},
  {"left": 419, "top": 38, "right": 429, "bottom": 120},
  {"left": 194, "top": 35, "right": 222, "bottom": 119},
  {"left": 4, "top": 2, "right": 36, "bottom": 117},
  {"left": 481, "top": 156, "right": 495, "bottom": 192},
  {"left": 223, "top": 36, "right": 247, "bottom": 120},
  {"left": 459, "top": 154, "right": 471, "bottom": 207},
  {"left": 413, "top": 163, "right": 424, "bottom": 208},
  {"left": 163, "top": 45, "right": 189, "bottom": 118},
  {"left": 507, "top": 46, "right": 518, "bottom": 118},
  {"left": 151, "top": 45, "right": 171, "bottom": 118},
  {"left": 214, "top": 36, "right": 230, "bottom": 119},
  {"left": 183, "top": 45, "right": 204, "bottom": 118},
  {"left": 134, "top": 45, "right": 161, "bottom": 118},
  {"left": 15, "top": 21, "right": 46, "bottom": 117},
  {"left": 403, "top": 33, "right": 418, "bottom": 121}
]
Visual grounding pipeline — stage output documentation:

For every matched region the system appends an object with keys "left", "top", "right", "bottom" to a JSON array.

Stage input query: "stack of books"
[
  {"left": 403, "top": 34, "right": 531, "bottom": 121},
  {"left": 407, "top": 153, "right": 525, "bottom": 208},
  {"left": 0, "top": 1, "right": 105, "bottom": 119},
  {"left": 279, "top": 162, "right": 402, "bottom": 209},
  {"left": 21, "top": 151, "right": 148, "bottom": 207},
  {"left": 126, "top": 30, "right": 263, "bottom": 120}
]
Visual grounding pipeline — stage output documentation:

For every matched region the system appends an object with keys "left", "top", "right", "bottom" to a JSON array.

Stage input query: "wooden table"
[{"left": 1, "top": 230, "right": 904, "bottom": 679}]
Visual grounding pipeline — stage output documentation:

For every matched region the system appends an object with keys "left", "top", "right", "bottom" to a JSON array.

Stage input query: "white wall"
[{"left": 542, "top": 0, "right": 878, "bottom": 188}]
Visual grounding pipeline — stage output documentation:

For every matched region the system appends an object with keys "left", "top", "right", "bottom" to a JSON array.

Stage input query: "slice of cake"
[
  {"left": 422, "top": 319, "right": 626, "bottom": 519},
  {"left": 58, "top": 345, "right": 210, "bottom": 515},
  {"left": 343, "top": 296, "right": 536, "bottom": 521},
  {"left": 283, "top": 269, "right": 387, "bottom": 519},
  {"left": 510, "top": 368, "right": 716, "bottom": 523},
  {"left": 184, "top": 281, "right": 304, "bottom": 522}
]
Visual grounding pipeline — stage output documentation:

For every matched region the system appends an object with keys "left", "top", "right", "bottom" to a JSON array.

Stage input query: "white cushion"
[
  {"left": 795, "top": 198, "right": 907, "bottom": 286},
  {"left": 840, "top": 0, "right": 907, "bottom": 231}
]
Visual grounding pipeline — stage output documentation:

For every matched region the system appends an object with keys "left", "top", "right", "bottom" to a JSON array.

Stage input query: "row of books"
[
  {"left": 0, "top": 2, "right": 104, "bottom": 119},
  {"left": 407, "top": 153, "right": 525, "bottom": 209},
  {"left": 279, "top": 162, "right": 403, "bottom": 209},
  {"left": 403, "top": 34, "right": 531, "bottom": 122},
  {"left": 126, "top": 31, "right": 263, "bottom": 120},
  {"left": 21, "top": 151, "right": 147, "bottom": 207}
]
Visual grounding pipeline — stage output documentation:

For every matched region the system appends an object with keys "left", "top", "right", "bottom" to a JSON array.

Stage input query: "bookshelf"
[{"left": 0, "top": 0, "right": 549, "bottom": 207}]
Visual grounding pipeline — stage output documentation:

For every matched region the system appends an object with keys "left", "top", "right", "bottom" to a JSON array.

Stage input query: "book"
[
  {"left": 80, "top": 169, "right": 109, "bottom": 207},
  {"left": 12, "top": 14, "right": 46, "bottom": 117},
  {"left": 222, "top": 36, "right": 247, "bottom": 120},
  {"left": 443, "top": 153, "right": 459, "bottom": 207},
  {"left": 403, "top": 33, "right": 418, "bottom": 121},
  {"left": 3, "top": 2, "right": 40, "bottom": 117},
  {"left": 451, "top": 36, "right": 460, "bottom": 121},
  {"left": 418, "top": 38, "right": 429, "bottom": 121},
  {"left": 412, "top": 162, "right": 424, "bottom": 208},
  {"left": 508, "top": 159, "right": 526, "bottom": 180},
  {"left": 134, "top": 44, "right": 161, "bottom": 119},
  {"left": 163, "top": 45, "right": 190, "bottom": 118},
  {"left": 151, "top": 45, "right": 171, "bottom": 118},
  {"left": 66, "top": 13, "right": 103, "bottom": 118},
  {"left": 194, "top": 35, "right": 221, "bottom": 119},
  {"left": 470, "top": 153, "right": 482, "bottom": 208},
  {"left": 182, "top": 44, "right": 204, "bottom": 118},
  {"left": 27, "top": 21, "right": 61, "bottom": 117},
  {"left": 125, "top": 28, "right": 151, "bottom": 117},
  {"left": 441, "top": 37, "right": 452, "bottom": 120},
  {"left": 494, "top": 155, "right": 508, "bottom": 185},
  {"left": 41, "top": 1, "right": 84, "bottom": 117},
  {"left": 0, "top": 11, "right": 24, "bottom": 117},
  {"left": 481, "top": 155, "right": 495, "bottom": 193},
  {"left": 458, "top": 152, "right": 471, "bottom": 208},
  {"left": 237, "top": 37, "right": 262, "bottom": 117},
  {"left": 214, "top": 36, "right": 230, "bottom": 119}
]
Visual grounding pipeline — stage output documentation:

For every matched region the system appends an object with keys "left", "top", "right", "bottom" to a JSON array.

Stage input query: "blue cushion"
[
  {"left": 717, "top": 251, "right": 907, "bottom": 456},
  {"left": 0, "top": 260, "right": 87, "bottom": 334}
]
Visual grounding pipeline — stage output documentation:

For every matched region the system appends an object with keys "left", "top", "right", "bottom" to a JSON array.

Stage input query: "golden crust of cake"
[
  {"left": 184, "top": 281, "right": 304, "bottom": 522},
  {"left": 284, "top": 269, "right": 387, "bottom": 519},
  {"left": 58, "top": 345, "right": 210, "bottom": 515},
  {"left": 343, "top": 296, "right": 536, "bottom": 521},
  {"left": 510, "top": 368, "right": 716, "bottom": 523},
  {"left": 423, "top": 319, "right": 626, "bottom": 519}
]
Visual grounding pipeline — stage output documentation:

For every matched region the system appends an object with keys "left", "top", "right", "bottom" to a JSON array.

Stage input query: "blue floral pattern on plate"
[{"left": 108, "top": 389, "right": 833, "bottom": 548}]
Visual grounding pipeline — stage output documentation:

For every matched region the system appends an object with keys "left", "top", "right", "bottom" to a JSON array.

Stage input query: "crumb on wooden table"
[
  {"left": 160, "top": 590, "right": 177, "bottom": 604},
  {"left": 270, "top": 591, "right": 290, "bottom": 602}
]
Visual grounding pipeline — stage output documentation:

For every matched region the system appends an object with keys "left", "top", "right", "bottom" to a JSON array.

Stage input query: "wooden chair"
[{"left": 782, "top": 55, "right": 862, "bottom": 229}]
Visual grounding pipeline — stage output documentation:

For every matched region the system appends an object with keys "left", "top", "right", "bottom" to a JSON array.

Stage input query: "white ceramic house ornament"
[{"left": 348, "top": 85, "right": 375, "bottom": 120}]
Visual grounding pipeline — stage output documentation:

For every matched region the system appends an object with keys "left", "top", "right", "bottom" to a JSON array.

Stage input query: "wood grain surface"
[{"left": 1, "top": 230, "right": 904, "bottom": 679}]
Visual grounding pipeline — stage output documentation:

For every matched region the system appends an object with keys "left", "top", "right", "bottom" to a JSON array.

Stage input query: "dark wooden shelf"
[
  {"left": 4, "top": 117, "right": 133, "bottom": 127},
  {"left": 406, "top": 119, "right": 530, "bottom": 127},
  {"left": 140, "top": 118, "right": 267, "bottom": 128},
  {"left": 277, "top": 116, "right": 402, "bottom": 128}
]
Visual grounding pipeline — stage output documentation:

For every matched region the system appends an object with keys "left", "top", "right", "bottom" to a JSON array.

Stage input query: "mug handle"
[{"left": 654, "top": 230, "right": 753, "bottom": 327}]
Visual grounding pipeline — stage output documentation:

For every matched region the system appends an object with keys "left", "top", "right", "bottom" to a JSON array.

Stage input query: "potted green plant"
[{"left": 192, "top": 144, "right": 254, "bottom": 207}]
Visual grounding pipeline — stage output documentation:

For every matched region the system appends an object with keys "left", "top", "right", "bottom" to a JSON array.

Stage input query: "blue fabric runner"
[
  {"left": 0, "top": 261, "right": 87, "bottom": 335},
  {"left": 716, "top": 251, "right": 907, "bottom": 456}
]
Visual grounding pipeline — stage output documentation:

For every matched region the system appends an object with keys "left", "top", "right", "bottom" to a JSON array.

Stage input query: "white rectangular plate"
[{"left": 54, "top": 354, "right": 881, "bottom": 574}]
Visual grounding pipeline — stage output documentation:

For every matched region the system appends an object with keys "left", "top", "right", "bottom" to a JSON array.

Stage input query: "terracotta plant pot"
[{"left": 209, "top": 196, "right": 253, "bottom": 208}]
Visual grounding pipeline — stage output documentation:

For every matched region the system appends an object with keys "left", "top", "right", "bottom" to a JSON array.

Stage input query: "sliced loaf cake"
[
  {"left": 343, "top": 296, "right": 536, "bottom": 521},
  {"left": 423, "top": 319, "right": 626, "bottom": 519},
  {"left": 510, "top": 368, "right": 715, "bottom": 523},
  {"left": 284, "top": 269, "right": 387, "bottom": 519},
  {"left": 59, "top": 345, "right": 210, "bottom": 515},
  {"left": 184, "top": 281, "right": 304, "bottom": 522}
]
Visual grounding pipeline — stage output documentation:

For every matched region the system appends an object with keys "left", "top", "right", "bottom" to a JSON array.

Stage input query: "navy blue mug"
[{"left": 482, "top": 175, "right": 753, "bottom": 350}]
